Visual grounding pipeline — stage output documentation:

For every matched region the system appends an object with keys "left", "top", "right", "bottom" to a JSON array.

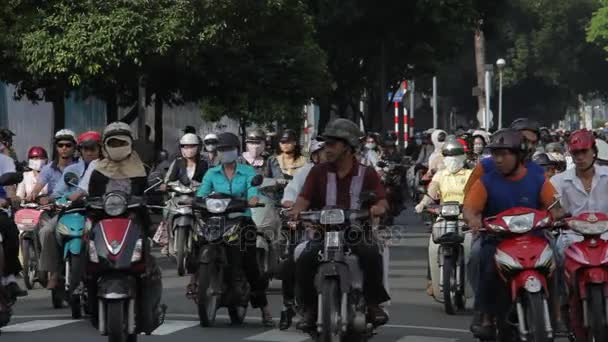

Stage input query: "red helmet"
[
  {"left": 456, "top": 138, "right": 469, "bottom": 153},
  {"left": 77, "top": 131, "right": 102, "bottom": 148},
  {"left": 568, "top": 129, "right": 595, "bottom": 152},
  {"left": 28, "top": 146, "right": 48, "bottom": 159}
]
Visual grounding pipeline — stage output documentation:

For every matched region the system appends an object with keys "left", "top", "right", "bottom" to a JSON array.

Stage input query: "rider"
[
  {"left": 532, "top": 152, "right": 559, "bottom": 179},
  {"left": 471, "top": 130, "right": 490, "bottom": 161},
  {"left": 415, "top": 130, "right": 434, "bottom": 171},
  {"left": 238, "top": 128, "right": 281, "bottom": 177},
  {"left": 202, "top": 133, "right": 220, "bottom": 166},
  {"left": 290, "top": 118, "right": 390, "bottom": 330},
  {"left": 16, "top": 147, "right": 48, "bottom": 200},
  {"left": 281, "top": 138, "right": 325, "bottom": 208},
  {"left": 272, "top": 129, "right": 306, "bottom": 177},
  {"left": 381, "top": 132, "right": 401, "bottom": 162},
  {"left": 196, "top": 132, "right": 275, "bottom": 327},
  {"left": 415, "top": 137, "right": 472, "bottom": 296},
  {"left": 0, "top": 129, "right": 17, "bottom": 163},
  {"left": 426, "top": 129, "right": 447, "bottom": 176},
  {"left": 361, "top": 132, "right": 383, "bottom": 169},
  {"left": 545, "top": 142, "right": 568, "bottom": 172},
  {"left": 463, "top": 129, "right": 560, "bottom": 338}
]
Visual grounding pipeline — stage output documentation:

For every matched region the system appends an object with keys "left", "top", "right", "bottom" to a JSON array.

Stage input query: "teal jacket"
[{"left": 196, "top": 163, "right": 259, "bottom": 216}]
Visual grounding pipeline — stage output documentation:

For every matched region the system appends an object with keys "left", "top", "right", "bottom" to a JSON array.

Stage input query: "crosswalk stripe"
[
  {"left": 244, "top": 329, "right": 310, "bottom": 342},
  {"left": 2, "top": 319, "right": 81, "bottom": 332},
  {"left": 152, "top": 320, "right": 199, "bottom": 335},
  {"left": 396, "top": 336, "right": 458, "bottom": 342}
]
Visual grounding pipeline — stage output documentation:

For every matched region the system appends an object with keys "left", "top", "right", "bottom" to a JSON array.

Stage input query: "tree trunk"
[
  {"left": 474, "top": 24, "right": 486, "bottom": 126},
  {"left": 137, "top": 76, "right": 146, "bottom": 140},
  {"left": 154, "top": 95, "right": 163, "bottom": 151},
  {"left": 105, "top": 89, "right": 118, "bottom": 123}
]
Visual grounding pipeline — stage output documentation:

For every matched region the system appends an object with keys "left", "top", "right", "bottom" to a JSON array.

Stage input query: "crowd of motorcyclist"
[{"left": 0, "top": 114, "right": 607, "bottom": 340}]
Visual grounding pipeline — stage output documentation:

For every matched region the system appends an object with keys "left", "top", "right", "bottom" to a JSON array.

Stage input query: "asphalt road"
[{"left": 2, "top": 207, "right": 479, "bottom": 342}]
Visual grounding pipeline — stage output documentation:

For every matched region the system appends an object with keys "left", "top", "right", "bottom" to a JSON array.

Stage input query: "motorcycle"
[
  {"left": 562, "top": 212, "right": 608, "bottom": 341},
  {"left": 297, "top": 195, "right": 378, "bottom": 342},
  {"left": 426, "top": 202, "right": 471, "bottom": 315},
  {"left": 86, "top": 178, "right": 166, "bottom": 342},
  {"left": 15, "top": 201, "right": 51, "bottom": 289},
  {"left": 0, "top": 172, "right": 26, "bottom": 332},
  {"left": 481, "top": 207, "right": 556, "bottom": 342},
  {"left": 255, "top": 177, "right": 288, "bottom": 278},
  {"left": 165, "top": 178, "right": 198, "bottom": 276},
  {"left": 193, "top": 175, "right": 264, "bottom": 327}
]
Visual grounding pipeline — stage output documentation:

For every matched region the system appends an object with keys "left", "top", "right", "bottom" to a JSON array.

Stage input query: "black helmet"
[
  {"left": 382, "top": 131, "right": 397, "bottom": 146},
  {"left": 246, "top": 128, "right": 266, "bottom": 143},
  {"left": 487, "top": 128, "right": 525, "bottom": 152},
  {"left": 217, "top": 132, "right": 240, "bottom": 149},
  {"left": 279, "top": 129, "right": 298, "bottom": 143},
  {"left": 0, "top": 128, "right": 15, "bottom": 147},
  {"left": 532, "top": 152, "right": 556, "bottom": 167},
  {"left": 545, "top": 142, "right": 564, "bottom": 154},
  {"left": 510, "top": 118, "right": 540, "bottom": 135}
]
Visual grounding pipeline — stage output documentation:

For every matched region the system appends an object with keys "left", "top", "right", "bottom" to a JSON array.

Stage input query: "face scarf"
[
  {"left": 443, "top": 155, "right": 466, "bottom": 174},
  {"left": 246, "top": 143, "right": 264, "bottom": 157},
  {"left": 365, "top": 143, "right": 376, "bottom": 150},
  {"left": 96, "top": 135, "right": 146, "bottom": 179},
  {"left": 181, "top": 146, "right": 198, "bottom": 159},
  {"left": 219, "top": 149, "right": 239, "bottom": 164},
  {"left": 205, "top": 144, "right": 217, "bottom": 152},
  {"left": 28, "top": 159, "right": 46, "bottom": 172}
]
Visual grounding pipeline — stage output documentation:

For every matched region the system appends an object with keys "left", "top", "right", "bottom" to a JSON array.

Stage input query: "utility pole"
[
  {"left": 137, "top": 76, "right": 146, "bottom": 140},
  {"left": 474, "top": 21, "right": 487, "bottom": 127},
  {"left": 432, "top": 76, "right": 438, "bottom": 128}
]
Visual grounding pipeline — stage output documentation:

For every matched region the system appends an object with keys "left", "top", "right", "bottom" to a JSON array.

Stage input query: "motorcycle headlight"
[
  {"left": 206, "top": 198, "right": 230, "bottom": 213},
  {"left": 440, "top": 204, "right": 461, "bottom": 217},
  {"left": 88, "top": 240, "right": 98, "bottom": 263},
  {"left": 502, "top": 213, "right": 535, "bottom": 233},
  {"left": 320, "top": 209, "right": 345, "bottom": 225},
  {"left": 104, "top": 194, "right": 127, "bottom": 216},
  {"left": 131, "top": 239, "right": 143, "bottom": 263}
]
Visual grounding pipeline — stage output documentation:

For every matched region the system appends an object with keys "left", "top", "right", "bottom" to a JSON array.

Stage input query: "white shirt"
[
  {"left": 77, "top": 159, "right": 99, "bottom": 194},
  {"left": 550, "top": 165, "right": 608, "bottom": 216},
  {"left": 16, "top": 171, "right": 47, "bottom": 198},
  {"left": 281, "top": 162, "right": 314, "bottom": 204}
]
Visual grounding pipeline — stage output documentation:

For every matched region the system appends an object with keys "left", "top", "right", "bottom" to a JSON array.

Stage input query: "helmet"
[
  {"left": 442, "top": 137, "right": 465, "bottom": 156},
  {"left": 54, "top": 129, "right": 77, "bottom": 143},
  {"left": 279, "top": 129, "right": 298, "bottom": 143},
  {"left": 431, "top": 129, "right": 447, "bottom": 143},
  {"left": 568, "top": 129, "right": 596, "bottom": 152},
  {"left": 545, "top": 142, "right": 564, "bottom": 154},
  {"left": 203, "top": 133, "right": 218, "bottom": 144},
  {"left": 103, "top": 122, "right": 133, "bottom": 141},
  {"left": 77, "top": 131, "right": 102, "bottom": 148},
  {"left": 382, "top": 131, "right": 397, "bottom": 146},
  {"left": 246, "top": 128, "right": 266, "bottom": 142},
  {"left": 320, "top": 118, "right": 362, "bottom": 148},
  {"left": 28, "top": 146, "right": 48, "bottom": 159},
  {"left": 217, "top": 132, "right": 240, "bottom": 149},
  {"left": 472, "top": 129, "right": 490, "bottom": 145},
  {"left": 510, "top": 118, "right": 540, "bottom": 135},
  {"left": 0, "top": 129, "right": 15, "bottom": 146},
  {"left": 456, "top": 138, "right": 469, "bottom": 153},
  {"left": 532, "top": 152, "right": 555, "bottom": 167},
  {"left": 487, "top": 128, "right": 525, "bottom": 152},
  {"left": 596, "top": 139, "right": 608, "bottom": 161},
  {"left": 179, "top": 133, "right": 200, "bottom": 146},
  {"left": 309, "top": 138, "right": 325, "bottom": 154}
]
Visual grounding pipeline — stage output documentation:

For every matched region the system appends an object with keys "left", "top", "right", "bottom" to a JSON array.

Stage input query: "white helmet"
[
  {"left": 203, "top": 133, "right": 219, "bottom": 144},
  {"left": 180, "top": 133, "right": 200, "bottom": 146},
  {"left": 54, "top": 129, "right": 77, "bottom": 143},
  {"left": 309, "top": 138, "right": 325, "bottom": 154},
  {"left": 596, "top": 139, "right": 608, "bottom": 161},
  {"left": 472, "top": 129, "right": 491, "bottom": 145}
]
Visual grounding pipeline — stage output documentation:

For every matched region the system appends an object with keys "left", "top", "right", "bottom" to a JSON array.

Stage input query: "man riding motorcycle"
[
  {"left": 533, "top": 152, "right": 560, "bottom": 179},
  {"left": 463, "top": 128, "right": 561, "bottom": 338},
  {"left": 290, "top": 118, "right": 390, "bottom": 330},
  {"left": 196, "top": 132, "right": 275, "bottom": 327},
  {"left": 415, "top": 137, "right": 472, "bottom": 296},
  {"left": 238, "top": 128, "right": 281, "bottom": 177},
  {"left": 202, "top": 133, "right": 220, "bottom": 166}
]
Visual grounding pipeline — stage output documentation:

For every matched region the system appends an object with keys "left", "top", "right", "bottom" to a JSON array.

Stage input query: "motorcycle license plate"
[{"left": 325, "top": 231, "right": 341, "bottom": 248}]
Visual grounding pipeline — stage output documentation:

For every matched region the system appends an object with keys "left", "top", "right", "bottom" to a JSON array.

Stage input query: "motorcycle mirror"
[
  {"left": 64, "top": 172, "right": 80, "bottom": 187},
  {"left": 0, "top": 172, "right": 22, "bottom": 186},
  {"left": 250, "top": 174, "right": 263, "bottom": 187},
  {"left": 144, "top": 178, "right": 164, "bottom": 194},
  {"left": 376, "top": 161, "right": 387, "bottom": 168}
]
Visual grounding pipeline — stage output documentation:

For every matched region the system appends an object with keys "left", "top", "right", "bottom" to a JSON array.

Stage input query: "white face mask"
[
  {"left": 246, "top": 143, "right": 264, "bottom": 157},
  {"left": 105, "top": 145, "right": 132, "bottom": 161},
  {"left": 28, "top": 159, "right": 46, "bottom": 171},
  {"left": 365, "top": 143, "right": 376, "bottom": 150},
  {"left": 219, "top": 149, "right": 239, "bottom": 164},
  {"left": 205, "top": 144, "right": 217, "bottom": 152},
  {"left": 444, "top": 155, "right": 466, "bottom": 173},
  {"left": 181, "top": 146, "right": 198, "bottom": 159}
]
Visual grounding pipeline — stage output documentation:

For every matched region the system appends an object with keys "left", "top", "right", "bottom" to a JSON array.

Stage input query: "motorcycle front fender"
[
  {"left": 199, "top": 244, "right": 225, "bottom": 264},
  {"left": 172, "top": 215, "right": 193, "bottom": 231},
  {"left": 63, "top": 238, "right": 83, "bottom": 259},
  {"left": 510, "top": 270, "right": 549, "bottom": 300},
  {"left": 314, "top": 262, "right": 351, "bottom": 294},
  {"left": 577, "top": 267, "right": 608, "bottom": 299},
  {"left": 256, "top": 234, "right": 269, "bottom": 252},
  {"left": 97, "top": 275, "right": 136, "bottom": 299}
]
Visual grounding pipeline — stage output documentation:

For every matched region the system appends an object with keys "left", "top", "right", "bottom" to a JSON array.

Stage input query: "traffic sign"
[{"left": 388, "top": 88, "right": 406, "bottom": 102}]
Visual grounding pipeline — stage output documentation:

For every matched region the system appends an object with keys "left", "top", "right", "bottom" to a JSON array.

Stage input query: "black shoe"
[
  {"left": 367, "top": 305, "right": 389, "bottom": 327},
  {"left": 472, "top": 324, "right": 496, "bottom": 339},
  {"left": 295, "top": 310, "right": 315, "bottom": 332},
  {"left": 261, "top": 310, "right": 275, "bottom": 328},
  {"left": 6, "top": 282, "right": 27, "bottom": 300},
  {"left": 469, "top": 311, "right": 482, "bottom": 334},
  {"left": 279, "top": 307, "right": 296, "bottom": 330}
]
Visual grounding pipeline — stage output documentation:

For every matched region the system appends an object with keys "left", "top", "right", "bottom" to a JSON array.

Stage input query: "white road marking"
[
  {"left": 397, "top": 336, "right": 458, "bottom": 342},
  {"left": 245, "top": 329, "right": 309, "bottom": 342},
  {"left": 152, "top": 320, "right": 199, "bottom": 335},
  {"left": 2, "top": 319, "right": 81, "bottom": 332}
]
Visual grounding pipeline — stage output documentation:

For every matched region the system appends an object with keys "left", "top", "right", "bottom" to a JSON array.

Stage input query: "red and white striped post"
[
  {"left": 402, "top": 81, "right": 408, "bottom": 148},
  {"left": 394, "top": 101, "right": 399, "bottom": 146}
]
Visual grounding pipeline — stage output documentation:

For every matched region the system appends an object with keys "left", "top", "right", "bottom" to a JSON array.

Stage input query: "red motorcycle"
[
  {"left": 482, "top": 207, "right": 556, "bottom": 342},
  {"left": 563, "top": 212, "right": 608, "bottom": 341}
]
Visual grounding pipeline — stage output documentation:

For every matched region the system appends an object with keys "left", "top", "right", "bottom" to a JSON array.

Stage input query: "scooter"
[
  {"left": 15, "top": 202, "right": 51, "bottom": 289},
  {"left": 562, "top": 212, "right": 608, "bottom": 341},
  {"left": 255, "top": 177, "right": 287, "bottom": 278},
  {"left": 165, "top": 179, "right": 198, "bottom": 277},
  {"left": 481, "top": 207, "right": 556, "bottom": 342}
]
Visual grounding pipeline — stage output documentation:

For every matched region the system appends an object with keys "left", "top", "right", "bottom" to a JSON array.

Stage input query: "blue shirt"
[
  {"left": 196, "top": 163, "right": 259, "bottom": 217},
  {"left": 481, "top": 168, "right": 545, "bottom": 217},
  {"left": 37, "top": 159, "right": 78, "bottom": 195},
  {"left": 481, "top": 157, "right": 544, "bottom": 177},
  {"left": 51, "top": 159, "right": 89, "bottom": 199}
]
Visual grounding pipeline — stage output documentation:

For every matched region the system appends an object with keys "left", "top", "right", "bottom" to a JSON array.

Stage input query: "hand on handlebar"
[
  {"left": 248, "top": 197, "right": 260, "bottom": 207},
  {"left": 370, "top": 204, "right": 386, "bottom": 217}
]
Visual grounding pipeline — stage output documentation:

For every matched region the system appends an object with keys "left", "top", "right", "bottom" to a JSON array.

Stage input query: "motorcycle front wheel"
[
  {"left": 442, "top": 255, "right": 457, "bottom": 315},
  {"left": 320, "top": 279, "right": 341, "bottom": 342},
  {"left": 175, "top": 228, "right": 188, "bottom": 277},
  {"left": 21, "top": 239, "right": 35, "bottom": 290},
  {"left": 107, "top": 300, "right": 137, "bottom": 342},
  {"left": 588, "top": 285, "right": 608, "bottom": 342},
  {"left": 197, "top": 263, "right": 219, "bottom": 327},
  {"left": 524, "top": 291, "right": 553, "bottom": 342},
  {"left": 68, "top": 255, "right": 85, "bottom": 319}
]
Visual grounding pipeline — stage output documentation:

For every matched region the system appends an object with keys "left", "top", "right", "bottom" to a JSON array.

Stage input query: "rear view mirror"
[
  {"left": 64, "top": 172, "right": 80, "bottom": 187},
  {"left": 0, "top": 172, "right": 23, "bottom": 186},
  {"left": 250, "top": 174, "right": 263, "bottom": 187}
]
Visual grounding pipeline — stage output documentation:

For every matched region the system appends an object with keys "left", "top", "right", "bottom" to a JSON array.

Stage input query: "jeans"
[
  {"left": 39, "top": 216, "right": 60, "bottom": 272},
  {"left": 236, "top": 218, "right": 269, "bottom": 308}
]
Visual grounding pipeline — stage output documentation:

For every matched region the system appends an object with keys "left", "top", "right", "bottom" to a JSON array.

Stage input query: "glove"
[{"left": 415, "top": 203, "right": 425, "bottom": 214}]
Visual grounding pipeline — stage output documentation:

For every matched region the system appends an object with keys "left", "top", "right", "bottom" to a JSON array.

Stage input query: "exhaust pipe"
[
  {"left": 128, "top": 299, "right": 136, "bottom": 334},
  {"left": 316, "top": 294, "right": 323, "bottom": 333},
  {"left": 98, "top": 300, "right": 106, "bottom": 334}
]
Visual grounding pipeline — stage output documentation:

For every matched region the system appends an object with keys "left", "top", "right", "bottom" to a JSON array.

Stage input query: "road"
[{"left": 3, "top": 207, "right": 478, "bottom": 342}]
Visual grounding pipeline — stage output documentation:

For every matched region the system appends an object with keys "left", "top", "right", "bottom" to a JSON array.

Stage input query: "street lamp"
[{"left": 496, "top": 58, "right": 506, "bottom": 129}]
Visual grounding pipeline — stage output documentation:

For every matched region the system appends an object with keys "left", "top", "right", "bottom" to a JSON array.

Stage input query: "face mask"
[
  {"left": 105, "top": 145, "right": 132, "bottom": 162},
  {"left": 246, "top": 143, "right": 264, "bottom": 157},
  {"left": 473, "top": 144, "right": 484, "bottom": 154},
  {"left": 444, "top": 155, "right": 465, "bottom": 174},
  {"left": 28, "top": 159, "right": 46, "bottom": 171},
  {"left": 365, "top": 143, "right": 376, "bottom": 150},
  {"left": 219, "top": 149, "right": 238, "bottom": 164},
  {"left": 181, "top": 146, "right": 198, "bottom": 159},
  {"left": 205, "top": 144, "right": 217, "bottom": 152}
]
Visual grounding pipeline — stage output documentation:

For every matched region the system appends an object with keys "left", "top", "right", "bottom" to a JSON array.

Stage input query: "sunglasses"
[{"left": 56, "top": 143, "right": 74, "bottom": 149}]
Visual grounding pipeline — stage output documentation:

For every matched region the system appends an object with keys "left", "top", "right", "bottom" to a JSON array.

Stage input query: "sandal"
[
  {"left": 261, "top": 310, "right": 275, "bottom": 327},
  {"left": 186, "top": 283, "right": 197, "bottom": 302}
]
